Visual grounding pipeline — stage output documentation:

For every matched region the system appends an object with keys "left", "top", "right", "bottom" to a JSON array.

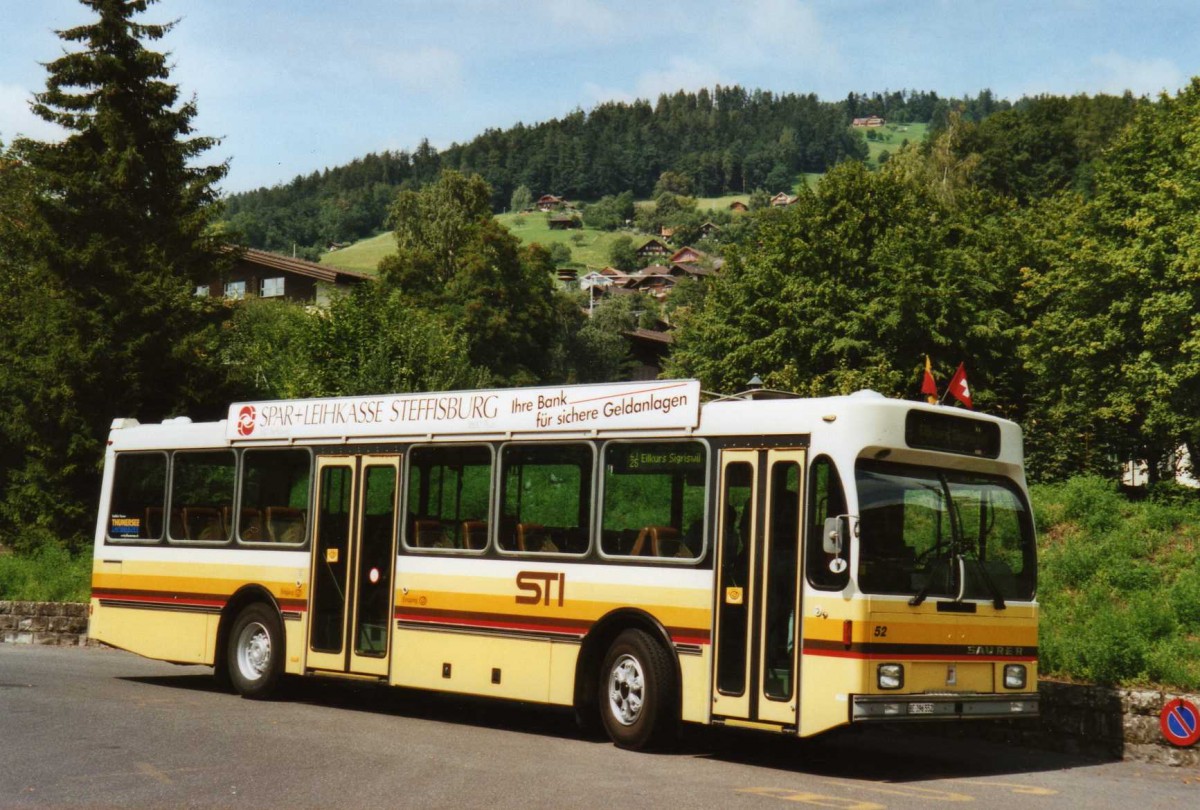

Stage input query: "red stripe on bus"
[{"left": 803, "top": 648, "right": 1037, "bottom": 662}]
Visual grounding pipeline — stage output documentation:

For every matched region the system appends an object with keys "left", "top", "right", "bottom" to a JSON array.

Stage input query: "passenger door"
[
  {"left": 307, "top": 455, "right": 400, "bottom": 677},
  {"left": 711, "top": 448, "right": 806, "bottom": 727}
]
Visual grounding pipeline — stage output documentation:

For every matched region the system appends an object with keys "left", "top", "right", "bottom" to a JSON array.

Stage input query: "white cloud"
[
  {"left": 1088, "top": 53, "right": 1184, "bottom": 97},
  {"left": 720, "top": 0, "right": 837, "bottom": 70},
  {"left": 543, "top": 0, "right": 618, "bottom": 39},
  {"left": 371, "top": 46, "right": 464, "bottom": 94},
  {"left": 0, "top": 82, "right": 64, "bottom": 143}
]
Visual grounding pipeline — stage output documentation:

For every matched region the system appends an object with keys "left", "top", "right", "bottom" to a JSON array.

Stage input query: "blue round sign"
[{"left": 1160, "top": 698, "right": 1200, "bottom": 747}]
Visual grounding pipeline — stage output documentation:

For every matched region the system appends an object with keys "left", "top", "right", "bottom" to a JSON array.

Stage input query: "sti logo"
[
  {"left": 236, "top": 405, "right": 257, "bottom": 437},
  {"left": 515, "top": 571, "right": 566, "bottom": 607}
]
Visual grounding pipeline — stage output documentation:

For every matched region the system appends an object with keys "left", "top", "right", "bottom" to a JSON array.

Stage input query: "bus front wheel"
[
  {"left": 227, "top": 603, "right": 282, "bottom": 699},
  {"left": 598, "top": 629, "right": 677, "bottom": 750}
]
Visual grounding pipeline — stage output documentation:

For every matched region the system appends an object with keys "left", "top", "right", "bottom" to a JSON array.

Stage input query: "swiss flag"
[{"left": 948, "top": 363, "right": 973, "bottom": 409}]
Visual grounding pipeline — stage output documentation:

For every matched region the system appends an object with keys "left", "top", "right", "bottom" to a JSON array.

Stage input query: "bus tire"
[
  {"left": 227, "top": 603, "right": 282, "bottom": 699},
  {"left": 598, "top": 629, "right": 678, "bottom": 750}
]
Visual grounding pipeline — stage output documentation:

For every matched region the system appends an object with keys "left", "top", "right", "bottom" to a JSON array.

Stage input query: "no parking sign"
[{"left": 1160, "top": 698, "right": 1200, "bottom": 747}]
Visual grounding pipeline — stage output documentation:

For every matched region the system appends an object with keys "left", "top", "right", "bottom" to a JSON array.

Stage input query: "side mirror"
[{"left": 822, "top": 516, "right": 846, "bottom": 554}]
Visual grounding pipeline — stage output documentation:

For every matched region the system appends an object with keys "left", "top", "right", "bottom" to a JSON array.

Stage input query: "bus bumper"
[{"left": 851, "top": 693, "right": 1039, "bottom": 721}]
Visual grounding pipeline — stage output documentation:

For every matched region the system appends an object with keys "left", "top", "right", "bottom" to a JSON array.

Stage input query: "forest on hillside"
[{"left": 222, "top": 88, "right": 1005, "bottom": 257}]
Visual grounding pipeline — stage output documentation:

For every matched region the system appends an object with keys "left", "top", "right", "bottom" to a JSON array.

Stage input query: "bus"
[{"left": 90, "top": 379, "right": 1038, "bottom": 750}]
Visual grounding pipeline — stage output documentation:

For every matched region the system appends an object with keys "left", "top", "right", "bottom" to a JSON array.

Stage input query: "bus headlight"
[
  {"left": 1004, "top": 664, "right": 1027, "bottom": 689},
  {"left": 878, "top": 663, "right": 904, "bottom": 690}
]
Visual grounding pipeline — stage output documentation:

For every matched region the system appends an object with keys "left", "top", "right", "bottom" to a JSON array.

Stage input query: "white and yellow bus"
[{"left": 90, "top": 379, "right": 1038, "bottom": 749}]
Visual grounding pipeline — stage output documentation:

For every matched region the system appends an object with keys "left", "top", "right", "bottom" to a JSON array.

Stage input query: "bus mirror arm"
[{"left": 822, "top": 516, "right": 844, "bottom": 555}]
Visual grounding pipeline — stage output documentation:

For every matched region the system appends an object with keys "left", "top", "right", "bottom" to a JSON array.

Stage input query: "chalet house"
[
  {"left": 548, "top": 214, "right": 581, "bottom": 230},
  {"left": 698, "top": 221, "right": 722, "bottom": 239},
  {"left": 770, "top": 192, "right": 798, "bottom": 207},
  {"left": 205, "top": 247, "right": 370, "bottom": 306},
  {"left": 669, "top": 246, "right": 705, "bottom": 265},
  {"left": 536, "top": 194, "right": 565, "bottom": 211},
  {"left": 659, "top": 226, "right": 677, "bottom": 239},
  {"left": 624, "top": 327, "right": 673, "bottom": 381},
  {"left": 635, "top": 237, "right": 672, "bottom": 259},
  {"left": 670, "top": 261, "right": 714, "bottom": 278},
  {"left": 628, "top": 274, "right": 677, "bottom": 300},
  {"left": 555, "top": 267, "right": 578, "bottom": 287},
  {"left": 729, "top": 200, "right": 749, "bottom": 212},
  {"left": 852, "top": 116, "right": 885, "bottom": 127}
]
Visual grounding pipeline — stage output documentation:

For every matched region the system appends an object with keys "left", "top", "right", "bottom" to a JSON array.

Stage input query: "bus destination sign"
[{"left": 227, "top": 380, "right": 701, "bottom": 441}]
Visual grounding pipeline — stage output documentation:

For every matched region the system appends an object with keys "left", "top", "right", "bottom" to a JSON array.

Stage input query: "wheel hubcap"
[
  {"left": 607, "top": 654, "right": 644, "bottom": 726},
  {"left": 236, "top": 621, "right": 271, "bottom": 681}
]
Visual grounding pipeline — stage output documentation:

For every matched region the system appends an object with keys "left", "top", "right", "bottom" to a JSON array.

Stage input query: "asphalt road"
[{"left": 0, "top": 645, "right": 1196, "bottom": 809}]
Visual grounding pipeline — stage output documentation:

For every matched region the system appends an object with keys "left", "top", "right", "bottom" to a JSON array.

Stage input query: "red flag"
[
  {"left": 947, "top": 363, "right": 973, "bottom": 409},
  {"left": 921, "top": 356, "right": 938, "bottom": 404}
]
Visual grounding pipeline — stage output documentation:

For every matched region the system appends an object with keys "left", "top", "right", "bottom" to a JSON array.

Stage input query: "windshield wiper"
[{"left": 908, "top": 554, "right": 952, "bottom": 606}]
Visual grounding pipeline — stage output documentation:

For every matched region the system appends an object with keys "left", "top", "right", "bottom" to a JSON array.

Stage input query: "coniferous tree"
[{"left": 1, "top": 0, "right": 228, "bottom": 550}]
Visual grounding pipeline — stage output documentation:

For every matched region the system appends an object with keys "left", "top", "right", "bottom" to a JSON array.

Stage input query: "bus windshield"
[{"left": 854, "top": 460, "right": 1035, "bottom": 603}]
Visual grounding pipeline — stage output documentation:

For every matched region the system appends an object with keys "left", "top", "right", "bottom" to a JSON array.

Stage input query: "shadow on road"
[{"left": 121, "top": 670, "right": 1106, "bottom": 781}]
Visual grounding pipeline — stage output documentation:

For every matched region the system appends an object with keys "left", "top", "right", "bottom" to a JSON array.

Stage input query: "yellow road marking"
[
  {"left": 947, "top": 780, "right": 1058, "bottom": 796},
  {"left": 738, "top": 787, "right": 885, "bottom": 808},
  {"left": 821, "top": 780, "right": 973, "bottom": 802},
  {"left": 134, "top": 762, "right": 173, "bottom": 785}
]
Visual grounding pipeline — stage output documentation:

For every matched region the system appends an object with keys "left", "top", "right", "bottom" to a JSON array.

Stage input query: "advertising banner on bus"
[{"left": 227, "top": 380, "right": 702, "bottom": 441}]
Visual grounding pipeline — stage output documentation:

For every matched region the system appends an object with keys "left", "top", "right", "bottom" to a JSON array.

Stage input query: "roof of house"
[
  {"left": 636, "top": 237, "right": 671, "bottom": 253},
  {"left": 624, "top": 327, "right": 674, "bottom": 345},
  {"left": 232, "top": 247, "right": 372, "bottom": 285},
  {"left": 669, "top": 246, "right": 706, "bottom": 264}
]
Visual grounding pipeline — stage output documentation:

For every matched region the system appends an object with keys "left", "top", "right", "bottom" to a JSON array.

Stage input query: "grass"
[
  {"left": 319, "top": 232, "right": 393, "bottom": 275},
  {"left": 1032, "top": 477, "right": 1200, "bottom": 691},
  {"left": 495, "top": 212, "right": 636, "bottom": 269},
  {"left": 0, "top": 545, "right": 91, "bottom": 602},
  {"left": 859, "top": 121, "right": 928, "bottom": 166}
]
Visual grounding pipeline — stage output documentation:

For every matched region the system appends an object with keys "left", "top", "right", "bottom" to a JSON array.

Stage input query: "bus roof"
[{"left": 106, "top": 381, "right": 1023, "bottom": 468}]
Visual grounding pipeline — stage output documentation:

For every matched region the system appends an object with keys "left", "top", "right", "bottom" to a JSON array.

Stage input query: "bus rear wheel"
[
  {"left": 598, "top": 629, "right": 677, "bottom": 750},
  {"left": 227, "top": 603, "right": 282, "bottom": 699}
]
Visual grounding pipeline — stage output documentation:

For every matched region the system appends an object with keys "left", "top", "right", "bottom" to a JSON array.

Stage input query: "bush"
[
  {"left": 1033, "top": 476, "right": 1200, "bottom": 691},
  {"left": 0, "top": 545, "right": 91, "bottom": 602}
]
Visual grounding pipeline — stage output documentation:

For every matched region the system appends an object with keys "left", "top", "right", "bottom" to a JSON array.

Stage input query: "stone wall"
[
  {"left": 880, "top": 680, "right": 1200, "bottom": 767},
  {"left": 0, "top": 601, "right": 89, "bottom": 646}
]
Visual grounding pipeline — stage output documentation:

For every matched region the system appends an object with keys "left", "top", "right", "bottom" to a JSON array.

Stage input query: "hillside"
[{"left": 226, "top": 87, "right": 965, "bottom": 259}]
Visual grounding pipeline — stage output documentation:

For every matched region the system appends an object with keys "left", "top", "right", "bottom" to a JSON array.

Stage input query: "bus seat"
[
  {"left": 183, "top": 506, "right": 224, "bottom": 541},
  {"left": 631, "top": 525, "right": 681, "bottom": 557},
  {"left": 144, "top": 506, "right": 164, "bottom": 540},
  {"left": 461, "top": 520, "right": 487, "bottom": 550},
  {"left": 234, "top": 507, "right": 264, "bottom": 541},
  {"left": 266, "top": 506, "right": 305, "bottom": 543},
  {"left": 413, "top": 519, "right": 444, "bottom": 548},
  {"left": 517, "top": 522, "right": 556, "bottom": 553}
]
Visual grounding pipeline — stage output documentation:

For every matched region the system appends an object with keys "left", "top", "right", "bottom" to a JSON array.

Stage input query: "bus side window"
[
  {"left": 806, "top": 455, "right": 849, "bottom": 590},
  {"left": 498, "top": 443, "right": 592, "bottom": 556},
  {"left": 169, "top": 451, "right": 236, "bottom": 543},
  {"left": 599, "top": 441, "right": 706, "bottom": 560},
  {"left": 107, "top": 452, "right": 167, "bottom": 542},
  {"left": 240, "top": 449, "right": 311, "bottom": 545},
  {"left": 404, "top": 445, "right": 493, "bottom": 552}
]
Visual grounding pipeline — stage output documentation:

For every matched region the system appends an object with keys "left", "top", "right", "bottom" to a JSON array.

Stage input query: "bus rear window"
[{"left": 107, "top": 452, "right": 167, "bottom": 541}]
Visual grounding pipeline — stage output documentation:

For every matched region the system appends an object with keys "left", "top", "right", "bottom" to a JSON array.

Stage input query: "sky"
[{"left": 1, "top": 0, "right": 1197, "bottom": 194}]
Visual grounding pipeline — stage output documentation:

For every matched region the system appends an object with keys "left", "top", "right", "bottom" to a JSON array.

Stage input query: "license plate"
[{"left": 908, "top": 702, "right": 935, "bottom": 715}]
